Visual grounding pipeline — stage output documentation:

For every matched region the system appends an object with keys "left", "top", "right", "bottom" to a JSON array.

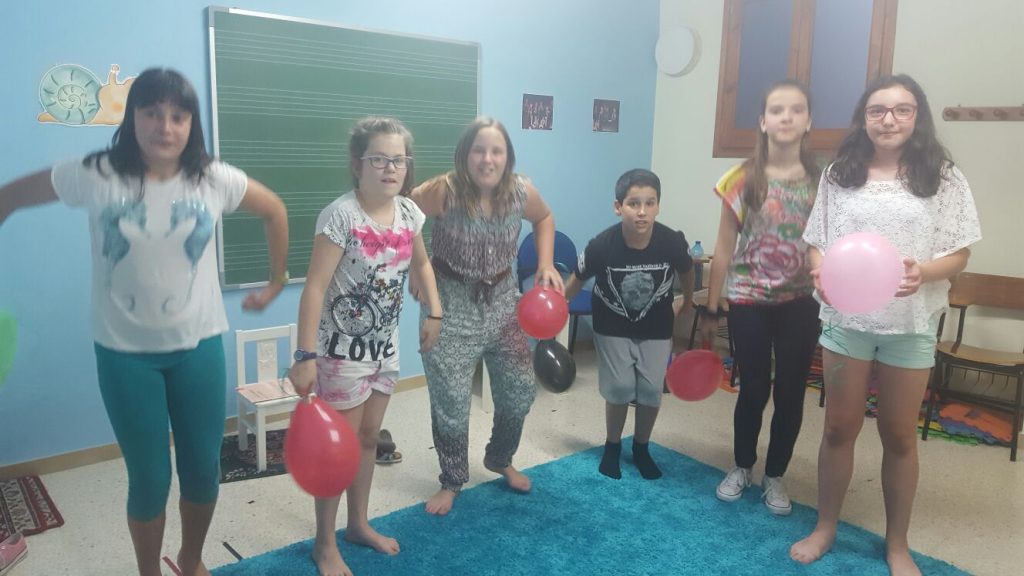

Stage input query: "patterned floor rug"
[
  {"left": 220, "top": 430, "right": 287, "bottom": 484},
  {"left": 0, "top": 475, "right": 64, "bottom": 541}
]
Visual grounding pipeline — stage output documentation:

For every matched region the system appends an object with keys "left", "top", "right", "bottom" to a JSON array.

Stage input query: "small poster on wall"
[
  {"left": 593, "top": 99, "right": 619, "bottom": 132},
  {"left": 522, "top": 93, "right": 553, "bottom": 130}
]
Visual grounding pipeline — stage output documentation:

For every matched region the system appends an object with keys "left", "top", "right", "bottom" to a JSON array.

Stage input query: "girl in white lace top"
[
  {"left": 803, "top": 163, "right": 980, "bottom": 335},
  {"left": 791, "top": 75, "right": 981, "bottom": 576}
]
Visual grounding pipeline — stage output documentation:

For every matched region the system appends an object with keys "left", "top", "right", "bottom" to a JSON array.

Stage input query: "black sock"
[
  {"left": 599, "top": 441, "right": 622, "bottom": 479},
  {"left": 632, "top": 441, "right": 662, "bottom": 480}
]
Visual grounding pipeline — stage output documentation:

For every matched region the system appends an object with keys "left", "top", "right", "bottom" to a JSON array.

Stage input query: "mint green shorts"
[{"left": 819, "top": 322, "right": 938, "bottom": 370}]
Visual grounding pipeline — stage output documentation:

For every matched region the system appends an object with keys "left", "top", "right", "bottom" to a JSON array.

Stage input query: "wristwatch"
[
  {"left": 293, "top": 348, "right": 317, "bottom": 362},
  {"left": 701, "top": 308, "right": 722, "bottom": 319}
]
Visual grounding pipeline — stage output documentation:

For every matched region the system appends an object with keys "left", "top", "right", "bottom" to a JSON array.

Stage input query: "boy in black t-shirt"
[{"left": 565, "top": 168, "right": 694, "bottom": 479}]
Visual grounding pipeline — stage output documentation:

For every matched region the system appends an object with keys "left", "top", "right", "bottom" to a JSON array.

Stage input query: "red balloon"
[
  {"left": 284, "top": 396, "right": 361, "bottom": 498},
  {"left": 666, "top": 350, "right": 723, "bottom": 402},
  {"left": 517, "top": 285, "right": 569, "bottom": 340}
]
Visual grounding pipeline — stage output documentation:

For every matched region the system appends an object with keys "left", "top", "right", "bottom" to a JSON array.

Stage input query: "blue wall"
[{"left": 0, "top": 0, "right": 658, "bottom": 465}]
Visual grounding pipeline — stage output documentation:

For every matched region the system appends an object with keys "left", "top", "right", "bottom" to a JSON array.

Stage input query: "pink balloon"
[
  {"left": 666, "top": 350, "right": 723, "bottom": 402},
  {"left": 820, "top": 232, "right": 902, "bottom": 314},
  {"left": 284, "top": 396, "right": 360, "bottom": 498},
  {"left": 517, "top": 285, "right": 569, "bottom": 340}
]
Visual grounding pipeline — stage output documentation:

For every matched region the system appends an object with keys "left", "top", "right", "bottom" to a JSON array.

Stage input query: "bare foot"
[
  {"left": 425, "top": 489, "right": 458, "bottom": 515},
  {"left": 485, "top": 462, "right": 532, "bottom": 493},
  {"left": 886, "top": 548, "right": 922, "bottom": 576},
  {"left": 789, "top": 529, "right": 834, "bottom": 564},
  {"left": 312, "top": 541, "right": 352, "bottom": 576},
  {"left": 176, "top": 553, "right": 211, "bottom": 576},
  {"left": 345, "top": 524, "right": 400, "bottom": 555}
]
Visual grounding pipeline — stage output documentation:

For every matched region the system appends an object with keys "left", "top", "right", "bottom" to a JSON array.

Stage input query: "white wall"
[
  {"left": 653, "top": 2, "right": 737, "bottom": 252},
  {"left": 892, "top": 0, "right": 1024, "bottom": 349}
]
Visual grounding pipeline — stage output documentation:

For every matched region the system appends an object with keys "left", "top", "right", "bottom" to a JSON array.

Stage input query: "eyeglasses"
[
  {"left": 864, "top": 104, "right": 917, "bottom": 122},
  {"left": 361, "top": 155, "right": 412, "bottom": 170}
]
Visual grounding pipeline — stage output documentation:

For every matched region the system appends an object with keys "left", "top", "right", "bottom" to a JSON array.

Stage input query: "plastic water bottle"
[{"left": 689, "top": 241, "right": 704, "bottom": 258}]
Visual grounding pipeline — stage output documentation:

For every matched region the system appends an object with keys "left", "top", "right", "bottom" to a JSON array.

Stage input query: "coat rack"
[{"left": 942, "top": 106, "right": 1024, "bottom": 122}]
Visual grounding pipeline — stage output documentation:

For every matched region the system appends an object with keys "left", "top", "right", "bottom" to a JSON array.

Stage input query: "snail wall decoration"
[{"left": 38, "top": 64, "right": 135, "bottom": 126}]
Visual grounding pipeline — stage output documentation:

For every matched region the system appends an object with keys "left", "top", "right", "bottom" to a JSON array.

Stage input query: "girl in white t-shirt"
[
  {"left": 0, "top": 68, "right": 288, "bottom": 576},
  {"left": 791, "top": 75, "right": 981, "bottom": 576},
  {"left": 289, "top": 117, "right": 442, "bottom": 576}
]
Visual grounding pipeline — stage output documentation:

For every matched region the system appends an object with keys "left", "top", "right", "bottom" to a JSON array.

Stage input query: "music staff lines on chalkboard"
[
  {"left": 217, "top": 30, "right": 476, "bottom": 69},
  {"left": 216, "top": 100, "right": 475, "bottom": 117},
  {"left": 217, "top": 108, "right": 472, "bottom": 125},
  {"left": 217, "top": 88, "right": 474, "bottom": 118},
  {"left": 219, "top": 142, "right": 455, "bottom": 170},
  {"left": 217, "top": 41, "right": 475, "bottom": 82},
  {"left": 220, "top": 142, "right": 346, "bottom": 153},
  {"left": 215, "top": 47, "right": 477, "bottom": 79},
  {"left": 217, "top": 86, "right": 477, "bottom": 110},
  {"left": 216, "top": 57, "right": 476, "bottom": 84}
]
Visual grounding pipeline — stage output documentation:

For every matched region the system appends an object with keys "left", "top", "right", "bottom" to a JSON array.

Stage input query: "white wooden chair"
[{"left": 235, "top": 324, "right": 300, "bottom": 472}]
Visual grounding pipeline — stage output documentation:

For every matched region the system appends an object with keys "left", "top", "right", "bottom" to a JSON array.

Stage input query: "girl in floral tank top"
[
  {"left": 702, "top": 81, "right": 822, "bottom": 517},
  {"left": 716, "top": 166, "right": 816, "bottom": 304}
]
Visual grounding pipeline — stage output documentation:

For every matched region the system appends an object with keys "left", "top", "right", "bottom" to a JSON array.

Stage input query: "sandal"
[
  {"left": 377, "top": 429, "right": 396, "bottom": 454},
  {"left": 0, "top": 532, "right": 27, "bottom": 576},
  {"left": 376, "top": 429, "right": 402, "bottom": 464},
  {"left": 376, "top": 450, "right": 403, "bottom": 464}
]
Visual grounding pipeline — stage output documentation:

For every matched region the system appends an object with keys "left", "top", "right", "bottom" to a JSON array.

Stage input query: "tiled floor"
[{"left": 15, "top": 349, "right": 1024, "bottom": 575}]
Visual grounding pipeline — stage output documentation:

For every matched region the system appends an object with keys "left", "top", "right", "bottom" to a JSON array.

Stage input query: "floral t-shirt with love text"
[
  {"left": 314, "top": 191, "right": 425, "bottom": 364},
  {"left": 715, "top": 164, "right": 816, "bottom": 305}
]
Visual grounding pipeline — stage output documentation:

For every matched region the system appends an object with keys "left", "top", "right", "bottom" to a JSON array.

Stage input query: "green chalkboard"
[{"left": 209, "top": 8, "right": 478, "bottom": 287}]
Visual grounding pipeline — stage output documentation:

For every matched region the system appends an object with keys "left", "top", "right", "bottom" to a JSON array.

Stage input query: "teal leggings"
[{"left": 94, "top": 335, "right": 225, "bottom": 521}]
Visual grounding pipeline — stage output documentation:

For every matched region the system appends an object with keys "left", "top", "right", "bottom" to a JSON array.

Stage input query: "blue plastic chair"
[{"left": 517, "top": 231, "right": 593, "bottom": 354}]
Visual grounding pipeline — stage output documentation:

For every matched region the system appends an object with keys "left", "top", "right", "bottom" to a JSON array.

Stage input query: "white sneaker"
[
  {"left": 716, "top": 467, "right": 751, "bottom": 502},
  {"left": 761, "top": 475, "right": 792, "bottom": 516}
]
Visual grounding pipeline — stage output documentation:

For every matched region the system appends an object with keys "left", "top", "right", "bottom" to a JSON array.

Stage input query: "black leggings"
[{"left": 728, "top": 296, "right": 820, "bottom": 478}]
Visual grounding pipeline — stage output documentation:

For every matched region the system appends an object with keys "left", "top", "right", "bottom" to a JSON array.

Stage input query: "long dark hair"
[
  {"left": 741, "top": 80, "right": 820, "bottom": 211},
  {"left": 84, "top": 68, "right": 211, "bottom": 182},
  {"left": 449, "top": 117, "right": 518, "bottom": 218},
  {"left": 829, "top": 74, "right": 952, "bottom": 198},
  {"left": 348, "top": 116, "right": 416, "bottom": 196}
]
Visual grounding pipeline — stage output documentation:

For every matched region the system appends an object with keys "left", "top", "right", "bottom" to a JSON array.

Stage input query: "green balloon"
[{"left": 0, "top": 311, "right": 15, "bottom": 387}]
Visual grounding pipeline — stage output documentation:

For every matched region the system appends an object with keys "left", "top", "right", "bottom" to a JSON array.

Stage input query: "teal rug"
[{"left": 212, "top": 441, "right": 970, "bottom": 575}]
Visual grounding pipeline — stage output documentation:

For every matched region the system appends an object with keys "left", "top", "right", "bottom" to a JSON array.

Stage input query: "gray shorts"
[{"left": 594, "top": 334, "right": 672, "bottom": 407}]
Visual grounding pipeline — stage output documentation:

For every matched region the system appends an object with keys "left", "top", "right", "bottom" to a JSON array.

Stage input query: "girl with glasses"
[
  {"left": 791, "top": 75, "right": 981, "bottom": 576},
  {"left": 289, "top": 116, "right": 443, "bottom": 575},
  {"left": 702, "top": 80, "right": 822, "bottom": 516},
  {"left": 409, "top": 117, "right": 564, "bottom": 516}
]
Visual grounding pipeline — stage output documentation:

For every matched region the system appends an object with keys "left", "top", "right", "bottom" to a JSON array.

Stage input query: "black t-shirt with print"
[{"left": 575, "top": 222, "right": 692, "bottom": 340}]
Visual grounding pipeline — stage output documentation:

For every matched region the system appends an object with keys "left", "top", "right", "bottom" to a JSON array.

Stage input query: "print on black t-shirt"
[{"left": 599, "top": 263, "right": 674, "bottom": 322}]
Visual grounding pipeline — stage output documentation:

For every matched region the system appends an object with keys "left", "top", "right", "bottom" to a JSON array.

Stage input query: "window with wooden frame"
[{"left": 713, "top": 0, "right": 898, "bottom": 158}]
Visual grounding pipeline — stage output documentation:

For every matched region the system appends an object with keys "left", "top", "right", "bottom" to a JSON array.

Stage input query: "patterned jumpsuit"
[{"left": 422, "top": 175, "right": 536, "bottom": 492}]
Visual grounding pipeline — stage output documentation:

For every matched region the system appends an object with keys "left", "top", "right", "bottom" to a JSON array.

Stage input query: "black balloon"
[{"left": 533, "top": 339, "right": 576, "bottom": 393}]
